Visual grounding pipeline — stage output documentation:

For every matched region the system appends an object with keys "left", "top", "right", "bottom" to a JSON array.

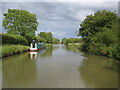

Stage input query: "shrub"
[
  {"left": 1, "top": 34, "right": 28, "bottom": 45},
  {"left": 111, "top": 46, "right": 120, "bottom": 60}
]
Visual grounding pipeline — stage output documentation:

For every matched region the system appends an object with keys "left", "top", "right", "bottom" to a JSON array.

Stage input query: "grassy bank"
[
  {"left": 67, "top": 43, "right": 83, "bottom": 49},
  {"left": 46, "top": 43, "right": 52, "bottom": 46},
  {"left": 1, "top": 45, "right": 29, "bottom": 58},
  {"left": 67, "top": 43, "right": 120, "bottom": 60}
]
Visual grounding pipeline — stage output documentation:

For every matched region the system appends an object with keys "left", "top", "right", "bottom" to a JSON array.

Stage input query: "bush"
[
  {"left": 111, "top": 46, "right": 120, "bottom": 60},
  {"left": 1, "top": 34, "right": 28, "bottom": 45}
]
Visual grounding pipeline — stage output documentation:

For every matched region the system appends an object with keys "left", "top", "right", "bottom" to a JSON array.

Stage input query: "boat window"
[{"left": 33, "top": 43, "right": 35, "bottom": 48}]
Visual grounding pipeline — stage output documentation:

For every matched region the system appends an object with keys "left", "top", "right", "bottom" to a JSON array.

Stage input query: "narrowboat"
[{"left": 30, "top": 42, "right": 46, "bottom": 51}]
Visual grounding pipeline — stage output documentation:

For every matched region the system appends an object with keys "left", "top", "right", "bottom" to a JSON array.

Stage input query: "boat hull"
[{"left": 30, "top": 48, "right": 38, "bottom": 51}]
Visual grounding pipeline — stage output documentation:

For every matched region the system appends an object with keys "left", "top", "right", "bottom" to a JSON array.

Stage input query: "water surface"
[
  {"left": 2, "top": 45, "right": 119, "bottom": 88},
  {"left": 0, "top": 60, "right": 2, "bottom": 89}
]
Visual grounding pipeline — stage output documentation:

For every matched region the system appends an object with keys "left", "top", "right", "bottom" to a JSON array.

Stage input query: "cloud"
[
  {"left": 1, "top": 2, "right": 118, "bottom": 40},
  {"left": 2, "top": 0, "right": 119, "bottom": 2},
  {"left": 0, "top": 2, "right": 3, "bottom": 33},
  {"left": 74, "top": 10, "right": 94, "bottom": 21}
]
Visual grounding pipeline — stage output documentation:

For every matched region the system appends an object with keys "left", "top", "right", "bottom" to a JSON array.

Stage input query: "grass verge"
[
  {"left": 0, "top": 45, "right": 29, "bottom": 58},
  {"left": 67, "top": 43, "right": 83, "bottom": 49},
  {"left": 46, "top": 43, "right": 52, "bottom": 46}
]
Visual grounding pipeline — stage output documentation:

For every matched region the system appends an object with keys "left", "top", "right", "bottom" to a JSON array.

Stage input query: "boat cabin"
[{"left": 30, "top": 40, "right": 46, "bottom": 51}]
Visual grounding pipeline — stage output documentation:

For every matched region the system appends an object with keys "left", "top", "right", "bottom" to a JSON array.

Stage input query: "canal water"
[{"left": 2, "top": 45, "right": 119, "bottom": 88}]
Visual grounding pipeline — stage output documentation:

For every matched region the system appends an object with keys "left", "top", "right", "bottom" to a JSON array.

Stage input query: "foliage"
[
  {"left": 24, "top": 33, "right": 37, "bottom": 45},
  {"left": 52, "top": 37, "right": 60, "bottom": 44},
  {"left": 36, "top": 36, "right": 47, "bottom": 43},
  {"left": 1, "top": 45, "right": 29, "bottom": 57},
  {"left": 37, "top": 32, "right": 52, "bottom": 44},
  {"left": 2, "top": 9, "right": 38, "bottom": 44},
  {"left": 36, "top": 32, "right": 60, "bottom": 44},
  {"left": 78, "top": 10, "right": 117, "bottom": 37},
  {"left": 78, "top": 10, "right": 119, "bottom": 59},
  {"left": 1, "top": 34, "right": 28, "bottom": 45},
  {"left": 62, "top": 38, "right": 82, "bottom": 45},
  {"left": 61, "top": 38, "right": 67, "bottom": 44}
]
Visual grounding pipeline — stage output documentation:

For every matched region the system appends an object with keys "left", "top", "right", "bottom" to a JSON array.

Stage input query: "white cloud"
[
  {"left": 0, "top": 2, "right": 2, "bottom": 33},
  {"left": 52, "top": 32, "right": 67, "bottom": 37},
  {"left": 2, "top": 0, "right": 119, "bottom": 2},
  {"left": 75, "top": 10, "right": 94, "bottom": 21},
  {"left": 1, "top": 2, "right": 118, "bottom": 39}
]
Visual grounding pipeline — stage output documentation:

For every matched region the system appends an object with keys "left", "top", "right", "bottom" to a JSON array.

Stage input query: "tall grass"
[
  {"left": 67, "top": 43, "right": 83, "bottom": 49},
  {"left": 1, "top": 45, "right": 29, "bottom": 58}
]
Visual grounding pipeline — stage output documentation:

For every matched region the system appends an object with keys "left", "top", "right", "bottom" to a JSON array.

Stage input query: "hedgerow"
[{"left": 1, "top": 34, "right": 28, "bottom": 45}]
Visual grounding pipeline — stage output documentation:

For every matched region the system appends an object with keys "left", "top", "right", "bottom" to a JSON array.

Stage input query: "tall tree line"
[{"left": 78, "top": 10, "right": 120, "bottom": 59}]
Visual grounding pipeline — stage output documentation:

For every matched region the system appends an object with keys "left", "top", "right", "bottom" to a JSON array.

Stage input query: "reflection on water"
[
  {"left": 2, "top": 53, "right": 37, "bottom": 88},
  {"left": 29, "top": 51, "right": 38, "bottom": 59},
  {"left": 29, "top": 49, "right": 46, "bottom": 59},
  {"left": 65, "top": 46, "right": 119, "bottom": 88},
  {"left": 40, "top": 45, "right": 53, "bottom": 58},
  {"left": 2, "top": 45, "right": 119, "bottom": 88},
  {"left": 29, "top": 45, "right": 58, "bottom": 59},
  {"left": 40, "top": 45, "right": 59, "bottom": 58},
  {"left": 0, "top": 60, "right": 2, "bottom": 89},
  {"left": 79, "top": 54, "right": 119, "bottom": 88}
]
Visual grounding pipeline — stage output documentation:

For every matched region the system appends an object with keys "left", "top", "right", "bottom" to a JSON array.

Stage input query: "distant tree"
[
  {"left": 47, "top": 32, "right": 52, "bottom": 44},
  {"left": 36, "top": 36, "right": 47, "bottom": 43},
  {"left": 52, "top": 37, "right": 60, "bottom": 44},
  {"left": 62, "top": 38, "right": 82, "bottom": 44},
  {"left": 62, "top": 38, "right": 67, "bottom": 44},
  {"left": 3, "top": 9, "right": 38, "bottom": 44},
  {"left": 38, "top": 32, "right": 52, "bottom": 44}
]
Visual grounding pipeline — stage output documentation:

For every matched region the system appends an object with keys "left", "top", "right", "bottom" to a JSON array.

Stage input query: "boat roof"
[{"left": 38, "top": 43, "right": 45, "bottom": 44}]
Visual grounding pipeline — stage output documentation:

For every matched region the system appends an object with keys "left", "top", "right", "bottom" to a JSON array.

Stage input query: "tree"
[
  {"left": 3, "top": 9, "right": 38, "bottom": 37},
  {"left": 78, "top": 10, "right": 117, "bottom": 38},
  {"left": 62, "top": 38, "right": 67, "bottom": 44},
  {"left": 62, "top": 38, "right": 82, "bottom": 44},
  {"left": 36, "top": 36, "right": 47, "bottom": 43},
  {"left": 38, "top": 32, "right": 52, "bottom": 44},
  {"left": 78, "top": 10, "right": 118, "bottom": 48},
  {"left": 78, "top": 10, "right": 119, "bottom": 59},
  {"left": 52, "top": 37, "right": 60, "bottom": 44}
]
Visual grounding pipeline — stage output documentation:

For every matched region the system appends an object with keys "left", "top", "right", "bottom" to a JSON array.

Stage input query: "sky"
[{"left": 1, "top": 0, "right": 119, "bottom": 40}]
